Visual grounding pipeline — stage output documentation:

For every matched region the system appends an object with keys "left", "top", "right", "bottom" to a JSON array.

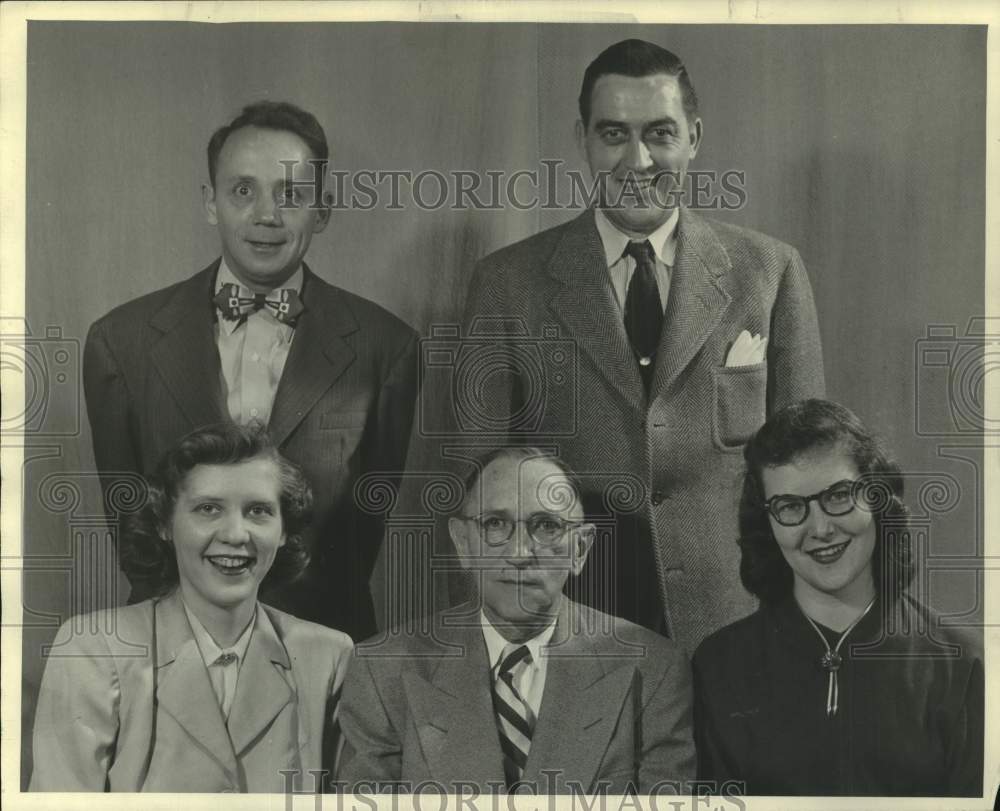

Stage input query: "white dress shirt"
[
  {"left": 183, "top": 602, "right": 255, "bottom": 721},
  {"left": 214, "top": 260, "right": 301, "bottom": 425},
  {"left": 594, "top": 206, "right": 678, "bottom": 315},
  {"left": 480, "top": 611, "right": 558, "bottom": 721}
]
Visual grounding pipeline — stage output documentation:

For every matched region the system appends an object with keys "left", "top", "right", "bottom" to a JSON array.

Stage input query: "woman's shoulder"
[
  {"left": 693, "top": 606, "right": 771, "bottom": 669},
  {"left": 259, "top": 603, "right": 354, "bottom": 655},
  {"left": 892, "top": 592, "right": 983, "bottom": 662},
  {"left": 50, "top": 599, "right": 157, "bottom": 656}
]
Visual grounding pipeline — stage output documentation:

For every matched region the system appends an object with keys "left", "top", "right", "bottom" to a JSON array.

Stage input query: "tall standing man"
[
  {"left": 459, "top": 40, "right": 824, "bottom": 651},
  {"left": 83, "top": 101, "right": 417, "bottom": 640}
]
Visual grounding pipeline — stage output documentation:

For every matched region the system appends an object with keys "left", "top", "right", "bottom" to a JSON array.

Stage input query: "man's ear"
[
  {"left": 569, "top": 523, "right": 595, "bottom": 576},
  {"left": 688, "top": 117, "right": 703, "bottom": 158},
  {"left": 448, "top": 517, "right": 473, "bottom": 570},
  {"left": 312, "top": 200, "right": 331, "bottom": 234},
  {"left": 202, "top": 183, "right": 218, "bottom": 226}
]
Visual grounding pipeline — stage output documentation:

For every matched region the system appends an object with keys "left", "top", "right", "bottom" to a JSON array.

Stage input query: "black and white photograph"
[{"left": 0, "top": 1, "right": 995, "bottom": 808}]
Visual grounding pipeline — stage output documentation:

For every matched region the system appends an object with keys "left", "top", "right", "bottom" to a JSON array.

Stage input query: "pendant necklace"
[{"left": 803, "top": 596, "right": 876, "bottom": 717}]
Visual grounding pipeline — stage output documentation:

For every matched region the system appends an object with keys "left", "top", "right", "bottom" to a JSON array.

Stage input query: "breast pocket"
[{"left": 712, "top": 363, "right": 767, "bottom": 450}]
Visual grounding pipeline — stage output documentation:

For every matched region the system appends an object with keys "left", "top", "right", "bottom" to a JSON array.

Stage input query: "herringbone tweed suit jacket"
[{"left": 457, "top": 208, "right": 825, "bottom": 652}]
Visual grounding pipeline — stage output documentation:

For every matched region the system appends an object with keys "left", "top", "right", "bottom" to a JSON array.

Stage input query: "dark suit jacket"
[
  {"left": 83, "top": 261, "right": 417, "bottom": 639},
  {"left": 458, "top": 208, "right": 825, "bottom": 651},
  {"left": 337, "top": 599, "right": 695, "bottom": 794},
  {"left": 30, "top": 591, "right": 352, "bottom": 792}
]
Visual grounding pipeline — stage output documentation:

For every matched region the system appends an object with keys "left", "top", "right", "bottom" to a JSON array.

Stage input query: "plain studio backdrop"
[{"left": 18, "top": 22, "right": 985, "bottom": 785}]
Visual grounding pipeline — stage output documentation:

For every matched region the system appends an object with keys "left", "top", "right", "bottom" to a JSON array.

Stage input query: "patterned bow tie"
[{"left": 213, "top": 283, "right": 304, "bottom": 325}]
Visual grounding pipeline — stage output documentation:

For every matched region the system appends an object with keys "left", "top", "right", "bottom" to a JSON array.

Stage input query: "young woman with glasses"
[{"left": 692, "top": 399, "right": 982, "bottom": 797}]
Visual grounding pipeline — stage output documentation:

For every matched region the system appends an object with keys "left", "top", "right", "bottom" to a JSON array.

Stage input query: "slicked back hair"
[{"left": 578, "top": 39, "right": 699, "bottom": 126}]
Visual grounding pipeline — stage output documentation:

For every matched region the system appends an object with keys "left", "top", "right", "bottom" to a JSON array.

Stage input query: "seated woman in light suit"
[
  {"left": 693, "top": 399, "right": 983, "bottom": 797},
  {"left": 30, "top": 423, "right": 353, "bottom": 792}
]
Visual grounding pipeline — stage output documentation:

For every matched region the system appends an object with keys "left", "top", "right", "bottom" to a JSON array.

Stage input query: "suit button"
[{"left": 651, "top": 490, "right": 665, "bottom": 505}]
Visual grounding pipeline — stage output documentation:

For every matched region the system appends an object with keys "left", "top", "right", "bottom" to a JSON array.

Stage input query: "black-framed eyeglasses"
[
  {"left": 763, "top": 479, "right": 860, "bottom": 527},
  {"left": 462, "top": 513, "right": 586, "bottom": 547}
]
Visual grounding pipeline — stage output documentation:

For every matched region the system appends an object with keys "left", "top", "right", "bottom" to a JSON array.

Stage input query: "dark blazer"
[
  {"left": 30, "top": 591, "right": 352, "bottom": 792},
  {"left": 458, "top": 208, "right": 825, "bottom": 651},
  {"left": 337, "top": 598, "right": 696, "bottom": 794},
  {"left": 83, "top": 261, "right": 418, "bottom": 639}
]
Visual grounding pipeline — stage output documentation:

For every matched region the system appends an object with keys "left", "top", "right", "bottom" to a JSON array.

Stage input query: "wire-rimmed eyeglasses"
[{"left": 461, "top": 513, "right": 586, "bottom": 547}]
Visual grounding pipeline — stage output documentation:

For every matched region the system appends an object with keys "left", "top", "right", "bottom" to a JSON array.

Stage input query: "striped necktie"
[{"left": 492, "top": 643, "right": 534, "bottom": 787}]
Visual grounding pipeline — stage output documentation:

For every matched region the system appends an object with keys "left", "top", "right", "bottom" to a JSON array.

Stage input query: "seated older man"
[{"left": 337, "top": 446, "right": 695, "bottom": 795}]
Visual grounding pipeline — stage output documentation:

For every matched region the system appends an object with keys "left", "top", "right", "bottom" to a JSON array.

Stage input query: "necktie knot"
[
  {"left": 624, "top": 239, "right": 656, "bottom": 265},
  {"left": 213, "top": 282, "right": 304, "bottom": 325},
  {"left": 493, "top": 642, "right": 534, "bottom": 787},
  {"left": 498, "top": 644, "right": 531, "bottom": 679},
  {"left": 214, "top": 651, "right": 238, "bottom": 667}
]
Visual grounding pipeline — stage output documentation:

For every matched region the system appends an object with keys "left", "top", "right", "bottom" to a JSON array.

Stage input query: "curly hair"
[
  {"left": 739, "top": 399, "right": 915, "bottom": 604},
  {"left": 121, "top": 423, "right": 312, "bottom": 599}
]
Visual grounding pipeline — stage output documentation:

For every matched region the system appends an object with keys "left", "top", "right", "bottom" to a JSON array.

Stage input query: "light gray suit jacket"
[
  {"left": 337, "top": 599, "right": 695, "bottom": 794},
  {"left": 457, "top": 208, "right": 825, "bottom": 651},
  {"left": 30, "top": 591, "right": 352, "bottom": 792}
]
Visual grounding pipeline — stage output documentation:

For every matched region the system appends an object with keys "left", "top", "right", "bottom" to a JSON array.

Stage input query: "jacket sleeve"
[
  {"left": 29, "top": 621, "right": 121, "bottom": 791},
  {"left": 83, "top": 317, "right": 140, "bottom": 478},
  {"left": 335, "top": 649, "right": 402, "bottom": 789},
  {"left": 946, "top": 653, "right": 984, "bottom": 795},
  {"left": 322, "top": 632, "right": 354, "bottom": 791},
  {"left": 767, "top": 247, "right": 825, "bottom": 412},
  {"left": 638, "top": 647, "right": 697, "bottom": 792}
]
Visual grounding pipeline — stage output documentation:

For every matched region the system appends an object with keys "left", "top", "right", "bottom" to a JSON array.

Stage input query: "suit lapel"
[
  {"left": 650, "top": 208, "right": 733, "bottom": 399},
  {"left": 523, "top": 600, "right": 634, "bottom": 792},
  {"left": 268, "top": 266, "right": 359, "bottom": 446},
  {"left": 401, "top": 620, "right": 506, "bottom": 785},
  {"left": 149, "top": 262, "right": 228, "bottom": 429},
  {"left": 153, "top": 592, "right": 238, "bottom": 780},
  {"left": 226, "top": 607, "right": 294, "bottom": 757},
  {"left": 546, "top": 210, "right": 645, "bottom": 413}
]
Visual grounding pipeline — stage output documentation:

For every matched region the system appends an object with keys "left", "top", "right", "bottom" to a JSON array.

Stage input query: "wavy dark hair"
[
  {"left": 579, "top": 39, "right": 699, "bottom": 126},
  {"left": 121, "top": 423, "right": 312, "bottom": 599},
  {"left": 739, "top": 399, "right": 915, "bottom": 604}
]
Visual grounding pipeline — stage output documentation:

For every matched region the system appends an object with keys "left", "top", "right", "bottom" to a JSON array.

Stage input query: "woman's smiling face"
[
  {"left": 167, "top": 457, "right": 286, "bottom": 619},
  {"left": 762, "top": 446, "right": 877, "bottom": 607}
]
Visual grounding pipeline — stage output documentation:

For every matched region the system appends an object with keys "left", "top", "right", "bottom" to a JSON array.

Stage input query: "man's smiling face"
[{"left": 577, "top": 73, "right": 701, "bottom": 237}]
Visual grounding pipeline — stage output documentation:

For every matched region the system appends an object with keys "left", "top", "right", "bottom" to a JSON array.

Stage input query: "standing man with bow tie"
[
  {"left": 457, "top": 40, "right": 825, "bottom": 652},
  {"left": 338, "top": 447, "right": 695, "bottom": 794},
  {"left": 83, "top": 101, "right": 418, "bottom": 641}
]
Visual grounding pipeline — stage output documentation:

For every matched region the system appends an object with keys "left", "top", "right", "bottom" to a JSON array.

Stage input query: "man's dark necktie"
[
  {"left": 212, "top": 282, "right": 304, "bottom": 325},
  {"left": 623, "top": 239, "right": 663, "bottom": 390},
  {"left": 492, "top": 644, "right": 534, "bottom": 787}
]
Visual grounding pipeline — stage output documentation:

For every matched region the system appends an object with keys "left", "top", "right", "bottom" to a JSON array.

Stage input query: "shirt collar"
[
  {"left": 214, "top": 259, "right": 304, "bottom": 335},
  {"left": 480, "top": 609, "right": 558, "bottom": 672},
  {"left": 183, "top": 600, "right": 256, "bottom": 667},
  {"left": 594, "top": 206, "right": 679, "bottom": 268}
]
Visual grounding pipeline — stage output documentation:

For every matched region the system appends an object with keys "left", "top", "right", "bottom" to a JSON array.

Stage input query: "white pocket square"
[{"left": 726, "top": 330, "right": 768, "bottom": 367}]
